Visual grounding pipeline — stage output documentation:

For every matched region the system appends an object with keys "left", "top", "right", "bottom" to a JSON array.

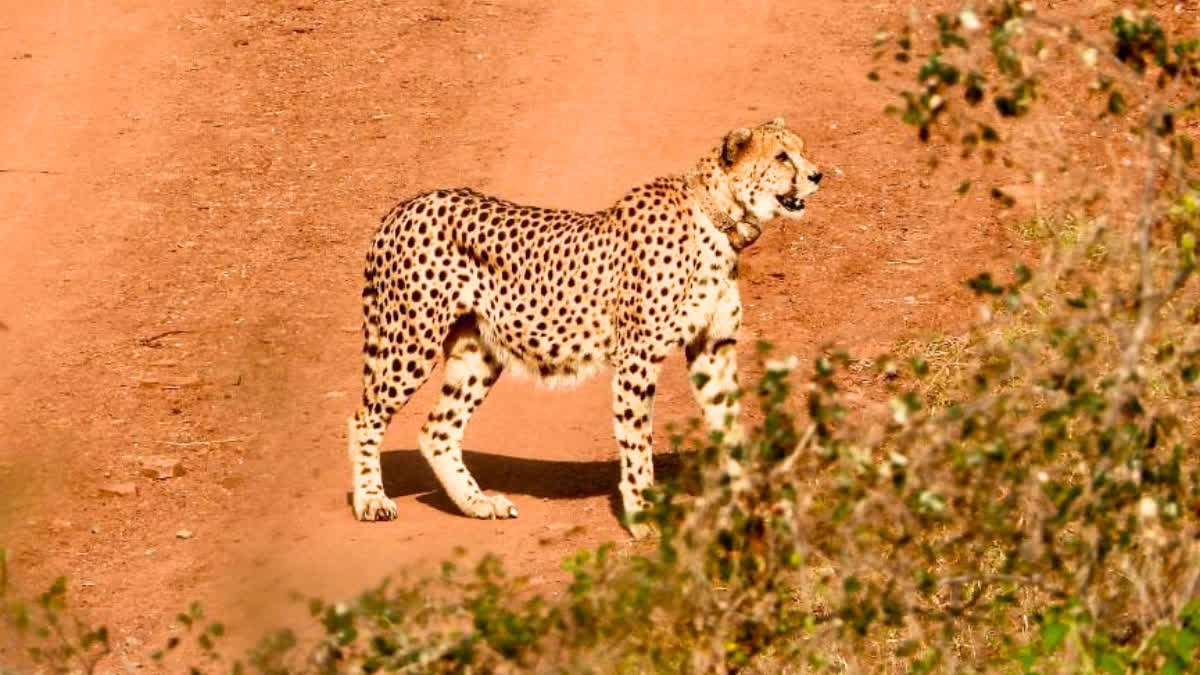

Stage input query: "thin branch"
[
  {"left": 138, "top": 330, "right": 190, "bottom": 347},
  {"left": 0, "top": 168, "right": 63, "bottom": 175},
  {"left": 1115, "top": 98, "right": 1167, "bottom": 390},
  {"left": 772, "top": 423, "right": 817, "bottom": 477},
  {"left": 157, "top": 437, "right": 249, "bottom": 447}
]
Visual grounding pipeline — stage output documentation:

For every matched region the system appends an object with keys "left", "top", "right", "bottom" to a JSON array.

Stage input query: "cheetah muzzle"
[
  {"left": 777, "top": 193, "right": 805, "bottom": 212},
  {"left": 346, "top": 118, "right": 821, "bottom": 539}
]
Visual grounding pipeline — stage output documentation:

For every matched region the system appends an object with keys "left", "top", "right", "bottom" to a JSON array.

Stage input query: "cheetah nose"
[{"left": 809, "top": 171, "right": 823, "bottom": 184}]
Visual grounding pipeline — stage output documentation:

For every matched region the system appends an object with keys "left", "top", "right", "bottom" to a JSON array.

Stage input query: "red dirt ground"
[{"left": 0, "top": 0, "right": 1044, "bottom": 667}]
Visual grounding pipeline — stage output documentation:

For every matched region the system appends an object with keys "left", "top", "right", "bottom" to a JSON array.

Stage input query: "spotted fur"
[{"left": 348, "top": 119, "right": 822, "bottom": 538}]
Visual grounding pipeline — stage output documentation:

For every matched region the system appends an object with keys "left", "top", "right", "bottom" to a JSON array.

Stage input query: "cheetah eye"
[{"left": 775, "top": 151, "right": 789, "bottom": 163}]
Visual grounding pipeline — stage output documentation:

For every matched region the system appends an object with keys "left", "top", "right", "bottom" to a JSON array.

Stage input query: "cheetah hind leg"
[
  {"left": 419, "top": 320, "right": 516, "bottom": 519},
  {"left": 349, "top": 416, "right": 399, "bottom": 521},
  {"left": 349, "top": 329, "right": 441, "bottom": 522}
]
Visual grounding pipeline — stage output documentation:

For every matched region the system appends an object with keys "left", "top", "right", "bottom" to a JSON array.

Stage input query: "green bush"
[{"left": 4, "top": 3, "right": 1200, "bottom": 672}]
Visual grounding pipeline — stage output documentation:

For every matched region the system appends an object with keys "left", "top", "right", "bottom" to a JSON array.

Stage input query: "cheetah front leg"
[
  {"left": 612, "top": 358, "right": 662, "bottom": 540},
  {"left": 686, "top": 284, "right": 746, "bottom": 482},
  {"left": 419, "top": 323, "right": 517, "bottom": 520},
  {"left": 685, "top": 336, "right": 744, "bottom": 445}
]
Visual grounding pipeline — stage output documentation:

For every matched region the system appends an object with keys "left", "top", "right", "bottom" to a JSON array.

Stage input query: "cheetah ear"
[
  {"left": 721, "top": 127, "right": 753, "bottom": 167},
  {"left": 770, "top": 116, "right": 786, "bottom": 128}
]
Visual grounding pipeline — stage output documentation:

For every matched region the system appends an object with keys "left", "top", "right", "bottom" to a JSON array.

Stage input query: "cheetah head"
[{"left": 717, "top": 118, "right": 822, "bottom": 224}]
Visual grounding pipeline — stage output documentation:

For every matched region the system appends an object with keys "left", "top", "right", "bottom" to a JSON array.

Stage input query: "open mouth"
[{"left": 777, "top": 194, "right": 805, "bottom": 212}]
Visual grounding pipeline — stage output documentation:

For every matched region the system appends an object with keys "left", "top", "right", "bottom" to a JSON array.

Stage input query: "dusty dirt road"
[{"left": 1, "top": 0, "right": 1030, "bottom": 665}]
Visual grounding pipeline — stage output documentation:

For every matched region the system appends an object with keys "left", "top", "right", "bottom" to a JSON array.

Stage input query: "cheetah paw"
[
  {"left": 353, "top": 493, "right": 398, "bottom": 521},
  {"left": 627, "top": 520, "right": 659, "bottom": 541},
  {"left": 465, "top": 493, "right": 519, "bottom": 520}
]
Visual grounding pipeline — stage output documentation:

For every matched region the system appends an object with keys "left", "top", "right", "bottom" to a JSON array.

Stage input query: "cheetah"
[{"left": 348, "top": 118, "right": 822, "bottom": 538}]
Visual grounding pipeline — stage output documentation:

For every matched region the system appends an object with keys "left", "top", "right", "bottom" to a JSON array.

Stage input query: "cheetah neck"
[{"left": 685, "top": 161, "right": 761, "bottom": 251}]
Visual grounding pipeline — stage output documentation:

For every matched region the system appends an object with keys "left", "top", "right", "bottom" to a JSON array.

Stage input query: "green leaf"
[
  {"left": 1107, "top": 90, "right": 1126, "bottom": 115},
  {"left": 966, "top": 272, "right": 1004, "bottom": 295},
  {"left": 965, "top": 71, "right": 986, "bottom": 105},
  {"left": 1042, "top": 621, "right": 1069, "bottom": 651},
  {"left": 1095, "top": 649, "right": 1127, "bottom": 675},
  {"left": 1013, "top": 263, "right": 1032, "bottom": 285},
  {"left": 1177, "top": 627, "right": 1197, "bottom": 659}
]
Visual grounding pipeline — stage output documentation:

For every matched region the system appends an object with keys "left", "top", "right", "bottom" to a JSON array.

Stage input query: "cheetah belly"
[
  {"left": 468, "top": 260, "right": 618, "bottom": 389},
  {"left": 473, "top": 307, "right": 614, "bottom": 388}
]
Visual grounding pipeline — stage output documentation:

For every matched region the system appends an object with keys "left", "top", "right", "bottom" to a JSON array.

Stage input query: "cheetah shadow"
[{"left": 378, "top": 448, "right": 686, "bottom": 519}]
